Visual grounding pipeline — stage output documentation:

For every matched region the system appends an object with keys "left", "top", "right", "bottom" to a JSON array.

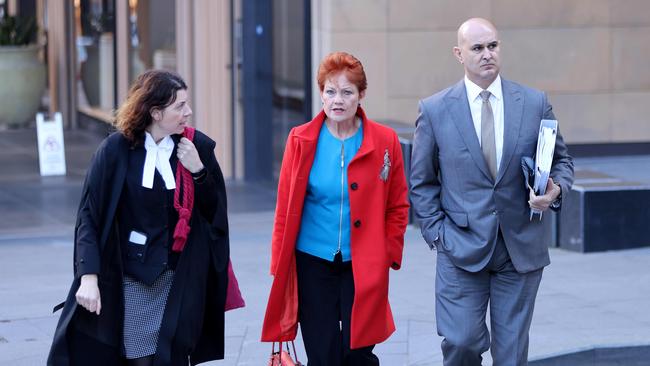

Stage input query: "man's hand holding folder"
[
  {"left": 528, "top": 177, "right": 561, "bottom": 214},
  {"left": 521, "top": 119, "right": 562, "bottom": 220}
]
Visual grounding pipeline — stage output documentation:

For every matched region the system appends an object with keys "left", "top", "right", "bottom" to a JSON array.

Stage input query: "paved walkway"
[{"left": 1, "top": 128, "right": 650, "bottom": 365}]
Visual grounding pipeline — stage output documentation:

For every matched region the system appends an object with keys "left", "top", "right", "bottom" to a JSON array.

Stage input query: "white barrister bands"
[{"left": 142, "top": 132, "right": 176, "bottom": 190}]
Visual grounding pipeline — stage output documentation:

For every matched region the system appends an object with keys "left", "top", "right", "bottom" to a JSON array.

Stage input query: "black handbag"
[{"left": 521, "top": 156, "right": 535, "bottom": 192}]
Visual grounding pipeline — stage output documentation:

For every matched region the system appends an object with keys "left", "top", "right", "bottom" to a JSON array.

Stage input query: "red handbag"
[
  {"left": 268, "top": 341, "right": 303, "bottom": 366},
  {"left": 224, "top": 259, "right": 245, "bottom": 311}
]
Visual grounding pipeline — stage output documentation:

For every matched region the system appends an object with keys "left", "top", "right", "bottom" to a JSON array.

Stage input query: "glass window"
[
  {"left": 73, "top": 0, "right": 116, "bottom": 113},
  {"left": 234, "top": 0, "right": 310, "bottom": 180},
  {"left": 127, "top": 0, "right": 176, "bottom": 83},
  {"left": 272, "top": 0, "right": 309, "bottom": 178}
]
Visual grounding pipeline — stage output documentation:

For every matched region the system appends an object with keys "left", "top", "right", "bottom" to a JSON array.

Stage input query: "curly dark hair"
[{"left": 114, "top": 69, "right": 187, "bottom": 145}]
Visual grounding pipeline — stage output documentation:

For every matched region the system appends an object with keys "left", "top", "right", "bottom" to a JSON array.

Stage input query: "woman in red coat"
[{"left": 261, "top": 52, "right": 409, "bottom": 365}]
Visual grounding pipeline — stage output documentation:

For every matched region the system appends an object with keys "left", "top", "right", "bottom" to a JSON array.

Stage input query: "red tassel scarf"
[
  {"left": 170, "top": 126, "right": 246, "bottom": 310},
  {"left": 172, "top": 126, "right": 195, "bottom": 252}
]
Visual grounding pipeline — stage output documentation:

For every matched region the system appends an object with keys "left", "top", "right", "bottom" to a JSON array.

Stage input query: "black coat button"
[
  {"left": 350, "top": 182, "right": 358, "bottom": 190},
  {"left": 354, "top": 220, "right": 361, "bottom": 228}
]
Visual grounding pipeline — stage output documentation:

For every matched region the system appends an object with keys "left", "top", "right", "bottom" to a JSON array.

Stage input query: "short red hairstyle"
[{"left": 317, "top": 52, "right": 367, "bottom": 93}]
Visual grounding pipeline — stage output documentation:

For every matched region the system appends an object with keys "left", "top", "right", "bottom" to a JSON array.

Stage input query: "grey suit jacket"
[{"left": 410, "top": 78, "right": 574, "bottom": 273}]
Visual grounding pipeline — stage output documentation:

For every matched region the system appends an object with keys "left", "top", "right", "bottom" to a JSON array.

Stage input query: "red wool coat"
[{"left": 261, "top": 107, "right": 409, "bottom": 349}]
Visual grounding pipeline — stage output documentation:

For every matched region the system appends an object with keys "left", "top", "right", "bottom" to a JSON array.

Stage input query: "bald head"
[
  {"left": 457, "top": 18, "right": 498, "bottom": 47},
  {"left": 453, "top": 18, "right": 501, "bottom": 89}
]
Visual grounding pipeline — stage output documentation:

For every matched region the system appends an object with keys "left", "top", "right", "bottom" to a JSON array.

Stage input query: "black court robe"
[{"left": 47, "top": 130, "right": 230, "bottom": 366}]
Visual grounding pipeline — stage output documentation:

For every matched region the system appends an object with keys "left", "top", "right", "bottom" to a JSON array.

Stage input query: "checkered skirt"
[{"left": 122, "top": 270, "right": 174, "bottom": 359}]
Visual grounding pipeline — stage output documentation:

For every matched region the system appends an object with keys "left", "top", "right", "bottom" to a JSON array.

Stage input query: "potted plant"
[{"left": 0, "top": 14, "right": 46, "bottom": 128}]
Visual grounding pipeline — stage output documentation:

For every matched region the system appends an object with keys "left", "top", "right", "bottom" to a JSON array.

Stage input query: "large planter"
[{"left": 0, "top": 44, "right": 46, "bottom": 127}]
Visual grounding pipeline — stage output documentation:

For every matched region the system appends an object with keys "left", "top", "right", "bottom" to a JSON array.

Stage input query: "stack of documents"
[{"left": 530, "top": 119, "right": 558, "bottom": 219}]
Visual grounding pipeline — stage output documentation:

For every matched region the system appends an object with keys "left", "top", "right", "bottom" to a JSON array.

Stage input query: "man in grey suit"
[{"left": 410, "top": 18, "right": 574, "bottom": 365}]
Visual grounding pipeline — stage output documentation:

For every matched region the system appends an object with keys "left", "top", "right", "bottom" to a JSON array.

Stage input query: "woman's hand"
[
  {"left": 177, "top": 137, "right": 204, "bottom": 174},
  {"left": 76, "top": 274, "right": 101, "bottom": 315}
]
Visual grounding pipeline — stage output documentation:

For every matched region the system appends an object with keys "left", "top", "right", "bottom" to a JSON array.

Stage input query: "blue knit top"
[{"left": 295, "top": 122, "right": 363, "bottom": 262}]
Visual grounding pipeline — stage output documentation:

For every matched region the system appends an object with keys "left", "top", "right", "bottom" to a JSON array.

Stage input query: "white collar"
[
  {"left": 142, "top": 132, "right": 176, "bottom": 190},
  {"left": 464, "top": 74, "right": 503, "bottom": 103}
]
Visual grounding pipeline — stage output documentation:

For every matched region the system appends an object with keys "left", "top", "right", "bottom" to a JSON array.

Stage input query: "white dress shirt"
[
  {"left": 142, "top": 132, "right": 176, "bottom": 190},
  {"left": 464, "top": 75, "right": 505, "bottom": 172}
]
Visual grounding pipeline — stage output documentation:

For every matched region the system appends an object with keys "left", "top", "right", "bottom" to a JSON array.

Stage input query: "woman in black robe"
[{"left": 48, "top": 70, "right": 230, "bottom": 366}]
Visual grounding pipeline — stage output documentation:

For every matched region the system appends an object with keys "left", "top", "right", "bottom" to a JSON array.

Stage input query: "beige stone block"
[
  {"left": 611, "top": 27, "right": 650, "bottom": 91},
  {"left": 330, "top": 32, "right": 388, "bottom": 118},
  {"left": 610, "top": 92, "right": 650, "bottom": 142},
  {"left": 492, "top": 0, "right": 609, "bottom": 28},
  {"left": 385, "top": 97, "right": 421, "bottom": 126},
  {"left": 388, "top": 31, "right": 462, "bottom": 99},
  {"left": 500, "top": 28, "right": 610, "bottom": 93},
  {"left": 326, "top": 0, "right": 388, "bottom": 31},
  {"left": 388, "top": 0, "right": 490, "bottom": 31},
  {"left": 548, "top": 93, "right": 611, "bottom": 144},
  {"left": 609, "top": 0, "right": 650, "bottom": 26}
]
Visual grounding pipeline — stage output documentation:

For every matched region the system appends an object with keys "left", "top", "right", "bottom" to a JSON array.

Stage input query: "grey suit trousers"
[{"left": 435, "top": 234, "right": 543, "bottom": 366}]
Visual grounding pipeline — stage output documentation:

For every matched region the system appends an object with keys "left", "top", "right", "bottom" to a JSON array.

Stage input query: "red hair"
[{"left": 317, "top": 52, "right": 367, "bottom": 93}]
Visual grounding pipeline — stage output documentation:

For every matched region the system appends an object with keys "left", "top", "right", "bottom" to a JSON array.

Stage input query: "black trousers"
[{"left": 295, "top": 250, "right": 379, "bottom": 366}]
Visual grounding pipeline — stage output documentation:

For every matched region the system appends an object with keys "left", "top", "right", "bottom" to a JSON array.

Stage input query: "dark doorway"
[{"left": 241, "top": 0, "right": 311, "bottom": 182}]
